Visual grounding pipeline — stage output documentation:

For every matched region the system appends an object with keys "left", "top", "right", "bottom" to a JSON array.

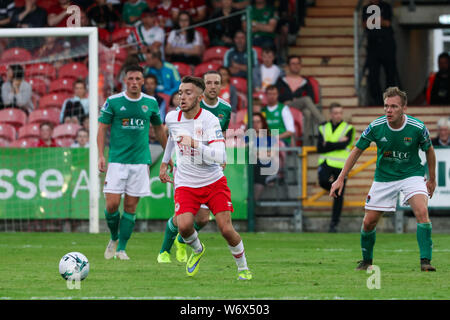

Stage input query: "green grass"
[{"left": 0, "top": 232, "right": 449, "bottom": 300}]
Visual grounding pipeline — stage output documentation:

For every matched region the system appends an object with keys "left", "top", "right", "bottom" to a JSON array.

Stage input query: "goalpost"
[{"left": 0, "top": 27, "right": 99, "bottom": 233}]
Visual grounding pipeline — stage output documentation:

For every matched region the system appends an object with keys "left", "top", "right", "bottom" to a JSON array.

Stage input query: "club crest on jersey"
[
  {"left": 366, "top": 195, "right": 371, "bottom": 203},
  {"left": 404, "top": 137, "right": 412, "bottom": 146},
  {"left": 218, "top": 113, "right": 224, "bottom": 119},
  {"left": 141, "top": 105, "right": 148, "bottom": 113}
]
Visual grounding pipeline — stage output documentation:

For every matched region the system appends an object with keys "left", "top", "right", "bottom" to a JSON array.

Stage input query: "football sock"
[
  {"left": 105, "top": 209, "right": 120, "bottom": 241},
  {"left": 417, "top": 222, "right": 433, "bottom": 260},
  {"left": 177, "top": 221, "right": 202, "bottom": 244},
  {"left": 117, "top": 212, "right": 136, "bottom": 251},
  {"left": 182, "top": 230, "right": 203, "bottom": 253},
  {"left": 228, "top": 240, "right": 248, "bottom": 271},
  {"left": 360, "top": 227, "right": 376, "bottom": 261},
  {"left": 160, "top": 216, "right": 178, "bottom": 254}
]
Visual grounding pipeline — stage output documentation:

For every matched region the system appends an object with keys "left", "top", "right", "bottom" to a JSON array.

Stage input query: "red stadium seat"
[
  {"left": 306, "top": 76, "right": 321, "bottom": 105},
  {"left": 0, "top": 108, "right": 27, "bottom": 130},
  {"left": 112, "top": 46, "right": 128, "bottom": 63},
  {"left": 203, "top": 46, "right": 228, "bottom": 64},
  {"left": 111, "top": 27, "right": 133, "bottom": 44},
  {"left": 253, "top": 46, "right": 263, "bottom": 64},
  {"left": 0, "top": 47, "right": 32, "bottom": 64},
  {"left": 28, "top": 77, "right": 48, "bottom": 96},
  {"left": 58, "top": 62, "right": 88, "bottom": 80},
  {"left": 0, "top": 123, "right": 16, "bottom": 142},
  {"left": 230, "top": 77, "right": 247, "bottom": 95},
  {"left": 289, "top": 107, "right": 303, "bottom": 146},
  {"left": 172, "top": 62, "right": 191, "bottom": 77},
  {"left": 28, "top": 107, "right": 61, "bottom": 126},
  {"left": 193, "top": 62, "right": 221, "bottom": 77},
  {"left": 0, "top": 64, "right": 7, "bottom": 79},
  {"left": 0, "top": 137, "right": 10, "bottom": 147},
  {"left": 25, "top": 63, "right": 57, "bottom": 81},
  {"left": 98, "top": 28, "right": 111, "bottom": 46},
  {"left": 39, "top": 93, "right": 71, "bottom": 109},
  {"left": 253, "top": 91, "right": 267, "bottom": 105},
  {"left": 53, "top": 123, "right": 81, "bottom": 139},
  {"left": 49, "top": 78, "right": 74, "bottom": 94},
  {"left": 18, "top": 123, "right": 41, "bottom": 139},
  {"left": 235, "top": 108, "right": 247, "bottom": 127},
  {"left": 236, "top": 92, "right": 247, "bottom": 110},
  {"left": 195, "top": 26, "right": 209, "bottom": 48},
  {"left": 55, "top": 137, "right": 74, "bottom": 147},
  {"left": 10, "top": 137, "right": 39, "bottom": 148}
]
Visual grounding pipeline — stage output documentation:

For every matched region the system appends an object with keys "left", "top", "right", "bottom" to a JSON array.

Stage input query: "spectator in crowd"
[
  {"left": 317, "top": 103, "right": 355, "bottom": 233},
  {"left": 218, "top": 66, "right": 238, "bottom": 111},
  {"left": 275, "top": 0, "right": 300, "bottom": 65},
  {"left": 223, "top": 30, "right": 258, "bottom": 78},
  {"left": 81, "top": 114, "right": 89, "bottom": 131},
  {"left": 143, "top": 74, "right": 167, "bottom": 123},
  {"left": 362, "top": 0, "right": 397, "bottom": 106},
  {"left": 261, "top": 85, "right": 295, "bottom": 146},
  {"left": 60, "top": 79, "right": 89, "bottom": 124},
  {"left": 275, "top": 55, "right": 325, "bottom": 146},
  {"left": 144, "top": 50, "right": 181, "bottom": 97},
  {"left": 242, "top": 97, "right": 264, "bottom": 127},
  {"left": 156, "top": 0, "right": 175, "bottom": 31},
  {"left": 208, "top": 0, "right": 243, "bottom": 47},
  {"left": 232, "top": 0, "right": 249, "bottom": 10},
  {"left": 122, "top": 0, "right": 148, "bottom": 26},
  {"left": 432, "top": 118, "right": 450, "bottom": 147},
  {"left": 165, "top": 11, "right": 204, "bottom": 65},
  {"left": 171, "top": 0, "right": 207, "bottom": 24},
  {"left": 242, "top": 0, "right": 278, "bottom": 49},
  {"left": 47, "top": 0, "right": 73, "bottom": 27},
  {"left": 167, "top": 90, "right": 181, "bottom": 114},
  {"left": 127, "top": 8, "right": 165, "bottom": 59},
  {"left": 37, "top": 122, "right": 57, "bottom": 147},
  {"left": 1, "top": 65, "right": 33, "bottom": 115},
  {"left": 428, "top": 52, "right": 450, "bottom": 105},
  {"left": 0, "top": 0, "right": 15, "bottom": 27},
  {"left": 253, "top": 46, "right": 282, "bottom": 92},
  {"left": 71, "top": 128, "right": 89, "bottom": 148},
  {"left": 86, "top": 0, "right": 120, "bottom": 32},
  {"left": 10, "top": 0, "right": 47, "bottom": 28}
]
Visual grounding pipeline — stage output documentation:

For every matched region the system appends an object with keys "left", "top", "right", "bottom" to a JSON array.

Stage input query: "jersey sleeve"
[
  {"left": 418, "top": 125, "right": 432, "bottom": 151},
  {"left": 355, "top": 123, "right": 374, "bottom": 150},
  {"left": 98, "top": 99, "right": 113, "bottom": 124},
  {"left": 150, "top": 100, "right": 163, "bottom": 126},
  {"left": 206, "top": 116, "right": 225, "bottom": 144}
]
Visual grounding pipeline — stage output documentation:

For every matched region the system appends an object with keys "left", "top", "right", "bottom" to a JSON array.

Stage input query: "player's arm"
[
  {"left": 425, "top": 145, "right": 436, "bottom": 198},
  {"left": 97, "top": 122, "right": 110, "bottom": 173},
  {"left": 329, "top": 146, "right": 364, "bottom": 198},
  {"left": 159, "top": 136, "right": 175, "bottom": 184}
]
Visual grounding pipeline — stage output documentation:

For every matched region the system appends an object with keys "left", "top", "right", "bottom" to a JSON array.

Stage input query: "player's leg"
[
  {"left": 157, "top": 213, "right": 178, "bottom": 263},
  {"left": 113, "top": 194, "right": 139, "bottom": 260},
  {"left": 104, "top": 192, "right": 122, "bottom": 259},
  {"left": 357, "top": 209, "right": 383, "bottom": 270}
]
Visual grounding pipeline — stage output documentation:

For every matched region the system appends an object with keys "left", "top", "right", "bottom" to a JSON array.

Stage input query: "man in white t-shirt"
[
  {"left": 159, "top": 76, "right": 252, "bottom": 280},
  {"left": 253, "top": 46, "right": 282, "bottom": 92}
]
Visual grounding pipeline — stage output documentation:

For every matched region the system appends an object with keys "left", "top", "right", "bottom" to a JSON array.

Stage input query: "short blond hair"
[{"left": 383, "top": 87, "right": 407, "bottom": 106}]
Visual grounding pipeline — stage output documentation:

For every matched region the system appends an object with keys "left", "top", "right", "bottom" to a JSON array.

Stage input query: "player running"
[
  {"left": 157, "top": 70, "right": 232, "bottom": 264},
  {"left": 98, "top": 65, "right": 168, "bottom": 260},
  {"left": 159, "top": 76, "right": 251, "bottom": 280},
  {"left": 330, "top": 87, "right": 437, "bottom": 272}
]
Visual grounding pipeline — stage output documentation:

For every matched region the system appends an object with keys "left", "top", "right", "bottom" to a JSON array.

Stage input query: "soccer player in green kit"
[
  {"left": 157, "top": 70, "right": 232, "bottom": 263},
  {"left": 98, "top": 65, "right": 168, "bottom": 260},
  {"left": 330, "top": 87, "right": 437, "bottom": 271}
]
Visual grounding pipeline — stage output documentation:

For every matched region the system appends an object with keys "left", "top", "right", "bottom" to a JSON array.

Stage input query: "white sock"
[
  {"left": 182, "top": 230, "right": 203, "bottom": 253},
  {"left": 228, "top": 240, "right": 248, "bottom": 271}
]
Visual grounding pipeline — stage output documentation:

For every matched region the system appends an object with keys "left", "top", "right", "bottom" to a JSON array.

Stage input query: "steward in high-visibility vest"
[{"left": 318, "top": 121, "right": 355, "bottom": 169}]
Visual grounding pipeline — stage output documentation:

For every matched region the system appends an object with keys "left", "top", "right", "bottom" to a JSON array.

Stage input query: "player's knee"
[
  {"left": 362, "top": 217, "right": 377, "bottom": 232},
  {"left": 106, "top": 203, "right": 120, "bottom": 214},
  {"left": 414, "top": 207, "right": 430, "bottom": 223},
  {"left": 219, "top": 223, "right": 235, "bottom": 239},
  {"left": 195, "top": 215, "right": 209, "bottom": 228}
]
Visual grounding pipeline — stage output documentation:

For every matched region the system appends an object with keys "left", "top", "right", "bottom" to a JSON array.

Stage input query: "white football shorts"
[
  {"left": 103, "top": 163, "right": 151, "bottom": 197},
  {"left": 365, "top": 175, "right": 429, "bottom": 212}
]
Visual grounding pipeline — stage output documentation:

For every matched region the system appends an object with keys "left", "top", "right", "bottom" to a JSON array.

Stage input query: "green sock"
[
  {"left": 177, "top": 221, "right": 203, "bottom": 244},
  {"left": 361, "top": 227, "right": 376, "bottom": 261},
  {"left": 417, "top": 222, "right": 433, "bottom": 260},
  {"left": 160, "top": 217, "right": 178, "bottom": 253},
  {"left": 117, "top": 212, "right": 136, "bottom": 252},
  {"left": 105, "top": 209, "right": 120, "bottom": 241}
]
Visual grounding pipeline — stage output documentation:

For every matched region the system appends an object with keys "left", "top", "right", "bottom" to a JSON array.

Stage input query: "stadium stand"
[
  {"left": 58, "top": 63, "right": 89, "bottom": 80},
  {"left": 25, "top": 63, "right": 57, "bottom": 81},
  {"left": 172, "top": 62, "right": 192, "bottom": 78},
  {"left": 0, "top": 108, "right": 27, "bottom": 131},
  {"left": 10, "top": 137, "right": 39, "bottom": 148},
  {"left": 0, "top": 47, "right": 32, "bottom": 64},
  {"left": 193, "top": 62, "right": 221, "bottom": 77},
  {"left": 18, "top": 123, "right": 41, "bottom": 139},
  {"left": 52, "top": 123, "right": 81, "bottom": 140},
  {"left": 0, "top": 123, "right": 16, "bottom": 143},
  {"left": 38, "top": 93, "right": 71, "bottom": 109},
  {"left": 28, "top": 108, "right": 60, "bottom": 127}
]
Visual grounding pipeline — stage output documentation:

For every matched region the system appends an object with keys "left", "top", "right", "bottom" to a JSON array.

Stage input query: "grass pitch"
[{"left": 0, "top": 232, "right": 449, "bottom": 300}]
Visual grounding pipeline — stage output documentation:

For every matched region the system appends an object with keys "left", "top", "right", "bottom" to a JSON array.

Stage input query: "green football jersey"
[
  {"left": 98, "top": 92, "right": 162, "bottom": 164},
  {"left": 355, "top": 115, "right": 432, "bottom": 182},
  {"left": 200, "top": 97, "right": 231, "bottom": 131}
]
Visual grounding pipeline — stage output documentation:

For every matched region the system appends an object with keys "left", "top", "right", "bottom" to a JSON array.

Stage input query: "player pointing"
[
  {"left": 330, "top": 87, "right": 437, "bottom": 272},
  {"left": 159, "top": 76, "right": 252, "bottom": 280}
]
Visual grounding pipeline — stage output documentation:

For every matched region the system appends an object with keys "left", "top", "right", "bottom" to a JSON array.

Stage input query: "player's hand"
[
  {"left": 426, "top": 177, "right": 436, "bottom": 199},
  {"left": 168, "top": 159, "right": 174, "bottom": 173},
  {"left": 179, "top": 135, "right": 198, "bottom": 148},
  {"left": 329, "top": 177, "right": 344, "bottom": 198},
  {"left": 98, "top": 156, "right": 106, "bottom": 173},
  {"left": 159, "top": 162, "right": 173, "bottom": 184},
  {"left": 221, "top": 163, "right": 226, "bottom": 171}
]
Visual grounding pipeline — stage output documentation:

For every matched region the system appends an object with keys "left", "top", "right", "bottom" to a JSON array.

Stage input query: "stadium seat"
[
  {"left": 28, "top": 107, "right": 61, "bottom": 127},
  {"left": 0, "top": 47, "right": 32, "bottom": 64},
  {"left": 202, "top": 46, "right": 228, "bottom": 64},
  {"left": 55, "top": 137, "right": 74, "bottom": 147},
  {"left": 235, "top": 108, "right": 247, "bottom": 127},
  {"left": 18, "top": 123, "right": 41, "bottom": 139},
  {"left": 193, "top": 62, "right": 221, "bottom": 77},
  {"left": 38, "top": 93, "right": 71, "bottom": 109},
  {"left": 253, "top": 46, "right": 263, "bottom": 64},
  {"left": 306, "top": 76, "right": 321, "bottom": 105},
  {"left": 10, "top": 137, "right": 39, "bottom": 148},
  {"left": 253, "top": 91, "right": 267, "bottom": 105},
  {"left": 0, "top": 123, "right": 16, "bottom": 142},
  {"left": 113, "top": 46, "right": 128, "bottom": 63},
  {"left": 0, "top": 137, "right": 9, "bottom": 147},
  {"left": 0, "top": 108, "right": 27, "bottom": 130},
  {"left": 111, "top": 27, "right": 133, "bottom": 44},
  {"left": 195, "top": 26, "right": 210, "bottom": 48},
  {"left": 289, "top": 107, "right": 303, "bottom": 146},
  {"left": 172, "top": 62, "right": 192, "bottom": 77},
  {"left": 25, "top": 63, "right": 56, "bottom": 81},
  {"left": 58, "top": 62, "right": 88, "bottom": 80},
  {"left": 98, "top": 28, "right": 111, "bottom": 46},
  {"left": 28, "top": 78, "right": 48, "bottom": 96},
  {"left": 0, "top": 64, "right": 7, "bottom": 78},
  {"left": 53, "top": 123, "right": 81, "bottom": 139},
  {"left": 236, "top": 92, "right": 247, "bottom": 110},
  {"left": 49, "top": 78, "right": 74, "bottom": 94},
  {"left": 230, "top": 77, "right": 247, "bottom": 95},
  {"left": 158, "top": 92, "right": 171, "bottom": 110}
]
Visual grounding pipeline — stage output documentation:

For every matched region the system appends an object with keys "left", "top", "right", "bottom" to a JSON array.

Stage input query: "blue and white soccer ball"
[{"left": 59, "top": 252, "right": 90, "bottom": 281}]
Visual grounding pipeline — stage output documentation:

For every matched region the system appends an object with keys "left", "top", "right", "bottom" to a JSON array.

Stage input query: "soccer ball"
[{"left": 59, "top": 252, "right": 90, "bottom": 281}]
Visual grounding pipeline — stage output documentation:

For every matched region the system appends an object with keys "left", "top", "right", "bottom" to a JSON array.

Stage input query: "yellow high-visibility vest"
[{"left": 318, "top": 121, "right": 355, "bottom": 169}]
